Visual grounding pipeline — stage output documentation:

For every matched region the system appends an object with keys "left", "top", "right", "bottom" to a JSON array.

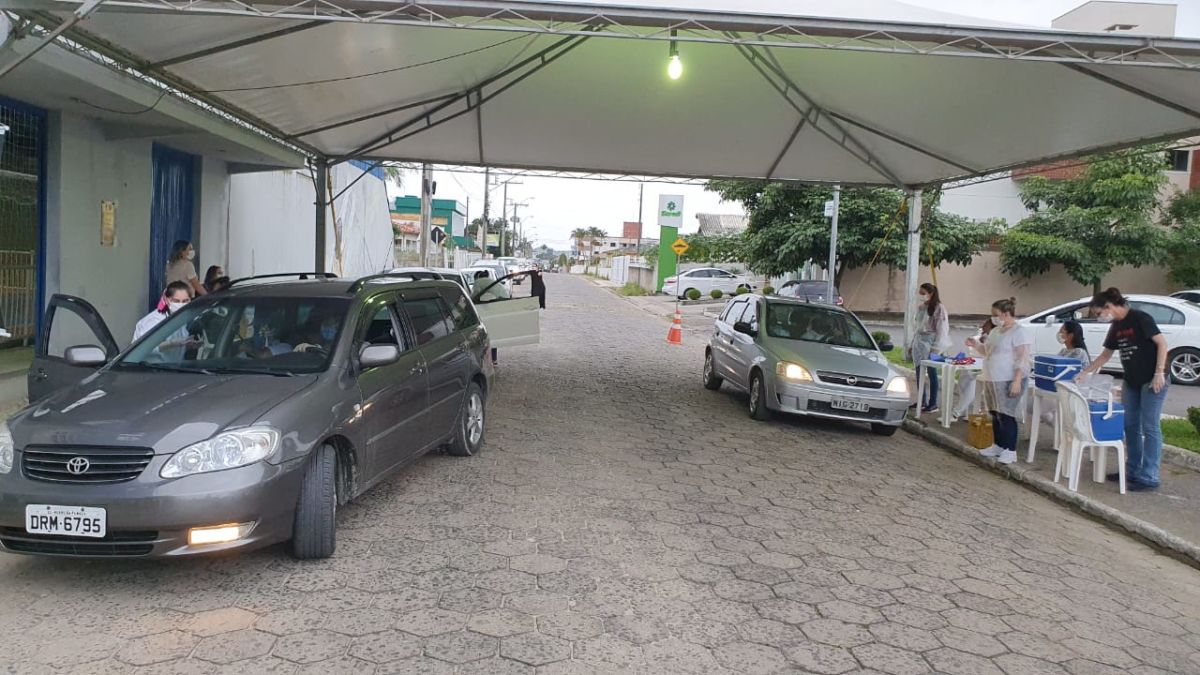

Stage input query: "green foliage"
[
  {"left": 1166, "top": 191, "right": 1200, "bottom": 287},
  {"left": 557, "top": 253, "right": 569, "bottom": 268},
  {"left": 1189, "top": 407, "right": 1200, "bottom": 436},
  {"left": 763, "top": 285, "right": 775, "bottom": 295},
  {"left": 1163, "top": 418, "right": 1200, "bottom": 454},
  {"left": 733, "top": 287, "right": 748, "bottom": 296},
  {"left": 679, "top": 235, "right": 745, "bottom": 264},
  {"left": 710, "top": 289, "right": 723, "bottom": 299},
  {"left": 706, "top": 181, "right": 1000, "bottom": 283},
  {"left": 872, "top": 330, "right": 892, "bottom": 346},
  {"left": 686, "top": 288, "right": 702, "bottom": 301},
  {"left": 619, "top": 282, "right": 650, "bottom": 296},
  {"left": 1001, "top": 148, "right": 1170, "bottom": 291}
]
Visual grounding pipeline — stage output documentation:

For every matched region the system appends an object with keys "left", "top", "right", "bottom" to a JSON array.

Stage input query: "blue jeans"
[{"left": 1122, "top": 381, "right": 1168, "bottom": 487}]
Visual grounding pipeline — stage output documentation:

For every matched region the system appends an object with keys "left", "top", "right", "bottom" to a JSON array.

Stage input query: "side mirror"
[
  {"left": 359, "top": 344, "right": 400, "bottom": 369},
  {"left": 733, "top": 321, "right": 758, "bottom": 337},
  {"left": 879, "top": 342, "right": 894, "bottom": 353},
  {"left": 65, "top": 345, "right": 108, "bottom": 367}
]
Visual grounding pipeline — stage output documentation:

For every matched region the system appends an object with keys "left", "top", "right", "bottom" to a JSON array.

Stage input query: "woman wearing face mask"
[
  {"left": 950, "top": 317, "right": 994, "bottom": 421},
  {"left": 967, "top": 297, "right": 1032, "bottom": 464},
  {"left": 166, "top": 240, "right": 207, "bottom": 297},
  {"left": 1056, "top": 320, "right": 1090, "bottom": 365},
  {"left": 134, "top": 281, "right": 192, "bottom": 341},
  {"left": 908, "top": 283, "right": 951, "bottom": 413},
  {"left": 294, "top": 316, "right": 340, "bottom": 354},
  {"left": 1075, "top": 288, "right": 1169, "bottom": 492}
]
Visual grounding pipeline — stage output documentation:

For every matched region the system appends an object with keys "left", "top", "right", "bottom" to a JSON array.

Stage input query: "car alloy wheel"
[
  {"left": 1170, "top": 349, "right": 1200, "bottom": 385},
  {"left": 703, "top": 352, "right": 723, "bottom": 390},
  {"left": 467, "top": 391, "right": 484, "bottom": 445}
]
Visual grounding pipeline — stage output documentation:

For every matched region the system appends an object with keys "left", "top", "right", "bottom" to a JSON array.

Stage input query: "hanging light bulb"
[{"left": 667, "top": 30, "right": 683, "bottom": 80}]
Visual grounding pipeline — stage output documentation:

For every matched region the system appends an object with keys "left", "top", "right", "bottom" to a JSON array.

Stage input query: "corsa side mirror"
[{"left": 359, "top": 344, "right": 400, "bottom": 369}]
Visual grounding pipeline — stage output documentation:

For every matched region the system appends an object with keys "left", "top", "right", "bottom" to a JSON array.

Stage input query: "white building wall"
[
  {"left": 196, "top": 156, "right": 231, "bottom": 279},
  {"left": 940, "top": 175, "right": 1029, "bottom": 227}
]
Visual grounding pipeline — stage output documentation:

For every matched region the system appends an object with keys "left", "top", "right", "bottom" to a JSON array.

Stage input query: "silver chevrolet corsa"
[
  {"left": 703, "top": 294, "right": 911, "bottom": 435},
  {"left": 0, "top": 274, "right": 532, "bottom": 559}
]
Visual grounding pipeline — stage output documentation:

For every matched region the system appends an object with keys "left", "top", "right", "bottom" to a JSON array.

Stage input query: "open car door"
[
  {"left": 28, "top": 295, "right": 120, "bottom": 402},
  {"left": 471, "top": 271, "right": 541, "bottom": 348}
]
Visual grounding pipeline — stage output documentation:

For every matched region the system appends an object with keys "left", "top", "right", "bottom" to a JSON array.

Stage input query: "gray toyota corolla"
[{"left": 0, "top": 274, "right": 497, "bottom": 559}]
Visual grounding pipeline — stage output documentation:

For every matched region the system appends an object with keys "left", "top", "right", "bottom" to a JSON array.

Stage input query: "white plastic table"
[{"left": 914, "top": 359, "right": 982, "bottom": 428}]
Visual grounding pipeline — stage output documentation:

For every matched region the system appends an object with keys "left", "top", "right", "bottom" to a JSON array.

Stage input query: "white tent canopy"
[{"left": 12, "top": 0, "right": 1200, "bottom": 187}]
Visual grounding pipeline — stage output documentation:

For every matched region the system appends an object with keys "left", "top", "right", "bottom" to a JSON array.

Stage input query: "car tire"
[
  {"left": 749, "top": 371, "right": 771, "bottom": 421},
  {"left": 703, "top": 351, "right": 723, "bottom": 391},
  {"left": 291, "top": 443, "right": 337, "bottom": 560},
  {"left": 447, "top": 381, "right": 486, "bottom": 457},
  {"left": 1169, "top": 348, "right": 1200, "bottom": 386},
  {"left": 871, "top": 423, "right": 899, "bottom": 437}
]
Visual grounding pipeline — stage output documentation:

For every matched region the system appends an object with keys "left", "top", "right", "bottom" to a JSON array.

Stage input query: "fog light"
[{"left": 188, "top": 522, "right": 254, "bottom": 546}]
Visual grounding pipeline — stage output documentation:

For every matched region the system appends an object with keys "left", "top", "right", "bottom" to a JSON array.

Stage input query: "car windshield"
[
  {"left": 765, "top": 302, "right": 874, "bottom": 349},
  {"left": 119, "top": 296, "right": 352, "bottom": 375}
]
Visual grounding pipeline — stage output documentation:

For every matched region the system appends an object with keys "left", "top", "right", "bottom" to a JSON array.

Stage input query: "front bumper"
[
  {"left": 0, "top": 455, "right": 306, "bottom": 558},
  {"left": 768, "top": 378, "right": 908, "bottom": 426}
]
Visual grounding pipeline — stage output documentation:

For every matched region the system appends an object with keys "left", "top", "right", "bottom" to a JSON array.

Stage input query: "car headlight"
[
  {"left": 0, "top": 421, "right": 12, "bottom": 475},
  {"left": 776, "top": 362, "right": 813, "bottom": 382},
  {"left": 161, "top": 427, "right": 279, "bottom": 478},
  {"left": 887, "top": 377, "right": 909, "bottom": 394}
]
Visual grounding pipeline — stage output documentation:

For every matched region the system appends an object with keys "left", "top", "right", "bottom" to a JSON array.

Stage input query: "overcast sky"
[{"left": 386, "top": 0, "right": 1200, "bottom": 252}]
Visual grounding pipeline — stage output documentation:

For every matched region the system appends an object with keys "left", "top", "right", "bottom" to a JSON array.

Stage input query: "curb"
[{"left": 903, "top": 418, "right": 1200, "bottom": 569}]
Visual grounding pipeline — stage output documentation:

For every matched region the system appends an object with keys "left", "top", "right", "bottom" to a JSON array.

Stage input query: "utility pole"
[
  {"left": 502, "top": 179, "right": 509, "bottom": 258},
  {"left": 636, "top": 182, "right": 644, "bottom": 251},
  {"left": 480, "top": 168, "right": 491, "bottom": 258},
  {"left": 826, "top": 184, "right": 841, "bottom": 304},
  {"left": 419, "top": 163, "right": 433, "bottom": 268},
  {"left": 512, "top": 202, "right": 523, "bottom": 256}
]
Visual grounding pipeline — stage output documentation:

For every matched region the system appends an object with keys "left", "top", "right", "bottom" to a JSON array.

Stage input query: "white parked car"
[
  {"left": 1020, "top": 294, "right": 1200, "bottom": 385},
  {"left": 1171, "top": 290, "right": 1200, "bottom": 303},
  {"left": 663, "top": 268, "right": 754, "bottom": 299}
]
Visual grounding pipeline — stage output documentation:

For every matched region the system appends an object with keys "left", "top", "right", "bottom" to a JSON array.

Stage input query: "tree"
[
  {"left": 706, "top": 181, "right": 999, "bottom": 284},
  {"left": 1000, "top": 148, "right": 1169, "bottom": 293},
  {"left": 1165, "top": 190, "right": 1200, "bottom": 287},
  {"left": 570, "top": 228, "right": 590, "bottom": 256}
]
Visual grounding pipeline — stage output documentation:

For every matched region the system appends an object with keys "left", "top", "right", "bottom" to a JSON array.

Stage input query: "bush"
[
  {"left": 872, "top": 330, "right": 892, "bottom": 346},
  {"left": 1188, "top": 406, "right": 1200, "bottom": 436},
  {"left": 619, "top": 282, "right": 649, "bottom": 296},
  {"left": 733, "top": 287, "right": 747, "bottom": 296},
  {"left": 710, "top": 289, "right": 723, "bottom": 300},
  {"left": 686, "top": 288, "right": 702, "bottom": 301},
  {"left": 763, "top": 285, "right": 775, "bottom": 295}
]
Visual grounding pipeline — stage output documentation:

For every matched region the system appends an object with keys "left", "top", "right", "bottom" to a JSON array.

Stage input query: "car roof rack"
[
  {"left": 347, "top": 272, "right": 452, "bottom": 294},
  {"left": 228, "top": 272, "right": 337, "bottom": 287}
]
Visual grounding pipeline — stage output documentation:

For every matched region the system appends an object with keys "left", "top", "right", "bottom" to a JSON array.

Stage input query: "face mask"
[
  {"left": 1056, "top": 333, "right": 1066, "bottom": 344},
  {"left": 1097, "top": 313, "right": 1113, "bottom": 324},
  {"left": 321, "top": 325, "right": 337, "bottom": 341},
  {"left": 244, "top": 308, "right": 255, "bottom": 325},
  {"left": 186, "top": 249, "right": 195, "bottom": 261},
  {"left": 167, "top": 301, "right": 187, "bottom": 314},
  {"left": 918, "top": 295, "right": 928, "bottom": 304},
  {"left": 989, "top": 315, "right": 1001, "bottom": 327}
]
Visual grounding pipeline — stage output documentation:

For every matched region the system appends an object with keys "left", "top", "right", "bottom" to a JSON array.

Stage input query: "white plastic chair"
[{"left": 1054, "top": 382, "right": 1125, "bottom": 495}]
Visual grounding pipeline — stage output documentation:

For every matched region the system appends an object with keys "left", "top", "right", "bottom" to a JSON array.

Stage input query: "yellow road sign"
[{"left": 671, "top": 238, "right": 689, "bottom": 256}]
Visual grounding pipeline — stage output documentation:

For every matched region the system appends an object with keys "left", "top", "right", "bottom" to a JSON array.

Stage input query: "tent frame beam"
[
  {"left": 17, "top": 0, "right": 1200, "bottom": 71},
  {"left": 333, "top": 31, "right": 592, "bottom": 162},
  {"left": 149, "top": 20, "right": 325, "bottom": 68},
  {"left": 1061, "top": 63, "right": 1200, "bottom": 122},
  {"left": 733, "top": 41, "right": 908, "bottom": 188}
]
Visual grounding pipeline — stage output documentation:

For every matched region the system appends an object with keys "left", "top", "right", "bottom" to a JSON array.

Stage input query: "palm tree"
[{"left": 571, "top": 228, "right": 590, "bottom": 257}]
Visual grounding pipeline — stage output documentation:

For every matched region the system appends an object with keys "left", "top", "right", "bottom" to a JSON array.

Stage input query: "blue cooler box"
[
  {"left": 1089, "top": 401, "right": 1124, "bottom": 442},
  {"left": 1033, "top": 355, "right": 1083, "bottom": 392}
]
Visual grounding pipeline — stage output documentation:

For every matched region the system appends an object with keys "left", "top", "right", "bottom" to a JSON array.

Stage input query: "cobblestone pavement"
[{"left": 3, "top": 274, "right": 1200, "bottom": 675}]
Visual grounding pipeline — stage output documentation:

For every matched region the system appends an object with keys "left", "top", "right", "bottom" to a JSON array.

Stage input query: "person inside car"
[
  {"left": 472, "top": 270, "right": 510, "bottom": 302},
  {"left": 293, "top": 315, "right": 340, "bottom": 354}
]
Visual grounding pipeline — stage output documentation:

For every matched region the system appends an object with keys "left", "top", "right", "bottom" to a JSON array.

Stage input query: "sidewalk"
[{"left": 908, "top": 408, "right": 1200, "bottom": 567}]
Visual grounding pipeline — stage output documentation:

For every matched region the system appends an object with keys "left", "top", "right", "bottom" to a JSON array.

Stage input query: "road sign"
[
  {"left": 671, "top": 238, "right": 689, "bottom": 256},
  {"left": 824, "top": 200, "right": 836, "bottom": 217},
  {"left": 431, "top": 227, "right": 446, "bottom": 245}
]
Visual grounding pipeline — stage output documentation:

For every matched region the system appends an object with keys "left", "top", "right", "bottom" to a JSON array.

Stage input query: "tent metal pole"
[
  {"left": 149, "top": 21, "right": 324, "bottom": 68},
  {"left": 0, "top": 0, "right": 104, "bottom": 80},
  {"left": 903, "top": 190, "right": 923, "bottom": 360},
  {"left": 314, "top": 160, "right": 328, "bottom": 273}
]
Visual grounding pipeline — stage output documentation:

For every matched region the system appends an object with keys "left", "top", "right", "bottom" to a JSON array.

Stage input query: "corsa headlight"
[
  {"left": 161, "top": 427, "right": 279, "bottom": 478},
  {"left": 776, "top": 362, "right": 813, "bottom": 382},
  {"left": 887, "top": 377, "right": 909, "bottom": 394},
  {"left": 0, "top": 421, "right": 12, "bottom": 475}
]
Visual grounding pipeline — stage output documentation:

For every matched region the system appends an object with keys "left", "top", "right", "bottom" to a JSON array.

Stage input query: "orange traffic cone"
[{"left": 667, "top": 308, "right": 683, "bottom": 345}]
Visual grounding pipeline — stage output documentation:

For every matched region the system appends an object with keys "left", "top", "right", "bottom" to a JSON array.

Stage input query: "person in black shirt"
[{"left": 1076, "top": 288, "right": 1169, "bottom": 491}]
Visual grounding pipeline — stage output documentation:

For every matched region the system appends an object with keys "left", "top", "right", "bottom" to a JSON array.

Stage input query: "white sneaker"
[
  {"left": 980, "top": 445, "right": 1003, "bottom": 458},
  {"left": 998, "top": 450, "right": 1018, "bottom": 465}
]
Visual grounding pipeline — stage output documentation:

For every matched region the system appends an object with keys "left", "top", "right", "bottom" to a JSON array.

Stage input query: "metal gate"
[{"left": 0, "top": 97, "right": 46, "bottom": 342}]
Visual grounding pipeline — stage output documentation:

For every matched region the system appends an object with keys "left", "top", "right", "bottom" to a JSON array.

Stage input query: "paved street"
[{"left": 3, "top": 273, "right": 1200, "bottom": 674}]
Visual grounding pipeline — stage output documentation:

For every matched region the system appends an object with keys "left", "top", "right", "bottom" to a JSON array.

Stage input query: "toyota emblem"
[
  {"left": 66, "top": 457, "right": 90, "bottom": 475},
  {"left": 846, "top": 376, "right": 858, "bottom": 386}
]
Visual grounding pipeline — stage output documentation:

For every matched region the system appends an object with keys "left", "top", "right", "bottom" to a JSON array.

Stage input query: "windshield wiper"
[
  {"left": 120, "top": 362, "right": 213, "bottom": 375},
  {"left": 204, "top": 366, "right": 297, "bottom": 377}
]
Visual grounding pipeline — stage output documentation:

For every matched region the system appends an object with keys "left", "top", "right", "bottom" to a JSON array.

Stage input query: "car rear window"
[
  {"left": 439, "top": 287, "right": 479, "bottom": 331},
  {"left": 404, "top": 295, "right": 452, "bottom": 345}
]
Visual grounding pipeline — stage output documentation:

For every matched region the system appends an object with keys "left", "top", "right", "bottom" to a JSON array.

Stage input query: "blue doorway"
[{"left": 148, "top": 144, "right": 197, "bottom": 308}]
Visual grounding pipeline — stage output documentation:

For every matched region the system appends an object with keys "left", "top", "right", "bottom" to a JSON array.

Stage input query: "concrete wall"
[
  {"left": 45, "top": 111, "right": 156, "bottom": 346},
  {"left": 1053, "top": 1, "right": 1177, "bottom": 36},
  {"left": 940, "top": 177, "right": 1028, "bottom": 226},
  {"left": 196, "top": 156, "right": 230, "bottom": 278},
  {"left": 839, "top": 251, "right": 1175, "bottom": 316}
]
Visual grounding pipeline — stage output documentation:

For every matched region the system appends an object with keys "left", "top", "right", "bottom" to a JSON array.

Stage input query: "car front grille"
[
  {"left": 816, "top": 371, "right": 885, "bottom": 389},
  {"left": 21, "top": 446, "right": 155, "bottom": 484},
  {"left": 0, "top": 528, "right": 157, "bottom": 556},
  {"left": 807, "top": 400, "right": 887, "bottom": 420}
]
